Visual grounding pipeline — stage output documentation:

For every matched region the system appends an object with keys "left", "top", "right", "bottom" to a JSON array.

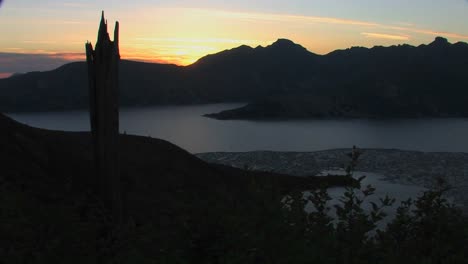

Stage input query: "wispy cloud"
[
  {"left": 361, "top": 32, "right": 410, "bottom": 41},
  {"left": 0, "top": 52, "right": 84, "bottom": 73},
  {"left": 126, "top": 35, "right": 274, "bottom": 65},
  {"left": 2, "top": 7, "right": 468, "bottom": 72},
  {"left": 120, "top": 49, "right": 193, "bottom": 65},
  {"left": 128, "top": 8, "right": 468, "bottom": 63},
  {"left": 202, "top": 9, "right": 378, "bottom": 27},
  {"left": 121, "top": 44, "right": 217, "bottom": 65},
  {"left": 22, "top": 40, "right": 58, "bottom": 44},
  {"left": 134, "top": 37, "right": 271, "bottom": 45},
  {"left": 62, "top": 21, "right": 86, "bottom": 25},
  {"left": 384, "top": 25, "right": 468, "bottom": 40},
  {"left": 62, "top": 2, "right": 90, "bottom": 8},
  {"left": 192, "top": 8, "right": 468, "bottom": 40},
  {"left": 47, "top": 52, "right": 85, "bottom": 60},
  {"left": 0, "top": 73, "right": 12, "bottom": 79},
  {"left": 393, "top": 22, "right": 415, "bottom": 27},
  {"left": 192, "top": 8, "right": 468, "bottom": 41}
]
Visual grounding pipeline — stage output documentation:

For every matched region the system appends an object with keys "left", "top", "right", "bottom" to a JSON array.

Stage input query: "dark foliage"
[
  {"left": 1, "top": 112, "right": 467, "bottom": 262},
  {"left": 0, "top": 113, "right": 355, "bottom": 263}
]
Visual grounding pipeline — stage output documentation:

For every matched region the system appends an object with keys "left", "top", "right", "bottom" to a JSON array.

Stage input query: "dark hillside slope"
[{"left": 0, "top": 113, "right": 354, "bottom": 261}]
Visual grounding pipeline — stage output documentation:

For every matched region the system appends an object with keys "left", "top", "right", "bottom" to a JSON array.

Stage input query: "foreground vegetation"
[{"left": 2, "top": 144, "right": 467, "bottom": 263}]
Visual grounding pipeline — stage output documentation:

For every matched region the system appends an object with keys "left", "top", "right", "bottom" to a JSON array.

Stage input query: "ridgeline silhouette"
[{"left": 1, "top": 37, "right": 468, "bottom": 118}]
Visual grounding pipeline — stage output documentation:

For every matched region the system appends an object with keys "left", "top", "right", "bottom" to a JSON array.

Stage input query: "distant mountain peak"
[
  {"left": 266, "top": 38, "right": 312, "bottom": 55},
  {"left": 235, "top": 44, "right": 254, "bottom": 51},
  {"left": 434, "top": 36, "right": 449, "bottom": 43},
  {"left": 429, "top": 36, "right": 450, "bottom": 47},
  {"left": 271, "top": 38, "right": 296, "bottom": 46},
  {"left": 269, "top": 39, "right": 308, "bottom": 50}
]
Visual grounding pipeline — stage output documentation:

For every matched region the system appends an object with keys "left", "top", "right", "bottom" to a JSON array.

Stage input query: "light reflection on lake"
[{"left": 7, "top": 103, "right": 468, "bottom": 153}]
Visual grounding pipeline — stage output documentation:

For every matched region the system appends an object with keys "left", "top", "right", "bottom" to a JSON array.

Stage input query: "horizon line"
[{"left": 0, "top": 35, "right": 465, "bottom": 78}]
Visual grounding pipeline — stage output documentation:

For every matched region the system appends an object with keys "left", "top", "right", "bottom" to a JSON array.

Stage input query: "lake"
[{"left": 7, "top": 103, "right": 468, "bottom": 153}]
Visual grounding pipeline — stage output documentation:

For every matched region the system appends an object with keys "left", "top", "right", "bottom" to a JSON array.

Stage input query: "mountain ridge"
[{"left": 1, "top": 37, "right": 468, "bottom": 118}]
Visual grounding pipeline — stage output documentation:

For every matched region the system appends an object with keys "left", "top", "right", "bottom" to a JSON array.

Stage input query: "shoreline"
[{"left": 196, "top": 148, "right": 468, "bottom": 210}]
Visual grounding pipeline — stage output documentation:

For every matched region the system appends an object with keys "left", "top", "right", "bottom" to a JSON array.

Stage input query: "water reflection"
[{"left": 7, "top": 103, "right": 468, "bottom": 153}]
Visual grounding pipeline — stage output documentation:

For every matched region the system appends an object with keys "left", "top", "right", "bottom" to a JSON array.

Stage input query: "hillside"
[
  {"left": 0, "top": 113, "right": 356, "bottom": 261},
  {"left": 2, "top": 111, "right": 467, "bottom": 263},
  {"left": 0, "top": 111, "right": 353, "bottom": 209}
]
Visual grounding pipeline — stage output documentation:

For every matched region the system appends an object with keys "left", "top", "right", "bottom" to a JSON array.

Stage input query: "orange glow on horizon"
[
  {"left": 0, "top": 72, "right": 12, "bottom": 79},
  {"left": 120, "top": 37, "right": 274, "bottom": 66},
  {"left": 2, "top": 7, "right": 468, "bottom": 71}
]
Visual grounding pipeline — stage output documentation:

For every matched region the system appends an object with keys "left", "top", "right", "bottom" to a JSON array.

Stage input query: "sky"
[{"left": 1, "top": 0, "right": 468, "bottom": 77}]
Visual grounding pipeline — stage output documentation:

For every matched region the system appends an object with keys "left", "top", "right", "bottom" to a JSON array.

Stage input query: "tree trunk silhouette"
[{"left": 85, "top": 11, "right": 122, "bottom": 223}]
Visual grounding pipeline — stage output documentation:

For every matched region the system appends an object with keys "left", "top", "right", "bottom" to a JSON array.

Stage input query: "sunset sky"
[{"left": 1, "top": 0, "right": 468, "bottom": 78}]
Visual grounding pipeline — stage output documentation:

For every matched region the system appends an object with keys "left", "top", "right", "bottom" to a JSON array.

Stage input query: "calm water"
[{"left": 7, "top": 103, "right": 468, "bottom": 153}]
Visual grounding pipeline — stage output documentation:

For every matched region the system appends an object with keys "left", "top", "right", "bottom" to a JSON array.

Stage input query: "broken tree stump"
[{"left": 85, "top": 11, "right": 122, "bottom": 223}]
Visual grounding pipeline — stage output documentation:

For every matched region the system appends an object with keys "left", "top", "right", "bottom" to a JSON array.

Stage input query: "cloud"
[
  {"left": 194, "top": 8, "right": 468, "bottom": 41},
  {"left": 0, "top": 72, "right": 12, "bottom": 79},
  {"left": 385, "top": 26, "right": 468, "bottom": 40},
  {"left": 126, "top": 35, "right": 275, "bottom": 65},
  {"left": 62, "top": 2, "right": 91, "bottom": 8},
  {"left": 361, "top": 32, "right": 410, "bottom": 41},
  {"left": 189, "top": 8, "right": 468, "bottom": 40},
  {"left": 203, "top": 9, "right": 379, "bottom": 27},
  {"left": 0, "top": 52, "right": 84, "bottom": 74},
  {"left": 133, "top": 37, "right": 270, "bottom": 45},
  {"left": 21, "top": 40, "right": 58, "bottom": 44},
  {"left": 120, "top": 49, "right": 194, "bottom": 65}
]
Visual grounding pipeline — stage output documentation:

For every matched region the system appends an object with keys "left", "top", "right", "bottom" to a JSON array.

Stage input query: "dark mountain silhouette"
[
  {"left": 10, "top": 72, "right": 25, "bottom": 77},
  {"left": 2, "top": 37, "right": 468, "bottom": 118},
  {"left": 206, "top": 37, "right": 468, "bottom": 119}
]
